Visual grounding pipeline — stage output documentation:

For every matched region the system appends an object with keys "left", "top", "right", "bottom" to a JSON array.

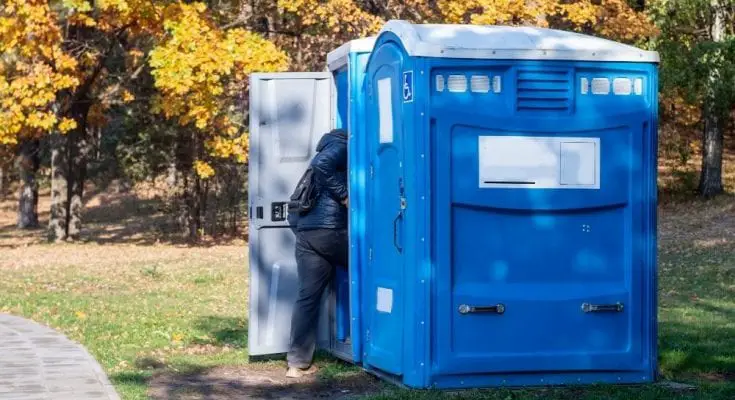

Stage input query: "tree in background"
[
  {"left": 149, "top": 2, "right": 287, "bottom": 238},
  {"left": 1, "top": 0, "right": 287, "bottom": 240},
  {"left": 649, "top": 0, "right": 735, "bottom": 198},
  {"left": 1, "top": 0, "right": 731, "bottom": 243}
]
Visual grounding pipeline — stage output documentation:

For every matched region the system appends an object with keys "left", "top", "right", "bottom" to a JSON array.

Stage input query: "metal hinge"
[
  {"left": 365, "top": 329, "right": 370, "bottom": 342},
  {"left": 369, "top": 248, "right": 373, "bottom": 261},
  {"left": 370, "top": 164, "right": 374, "bottom": 179}
]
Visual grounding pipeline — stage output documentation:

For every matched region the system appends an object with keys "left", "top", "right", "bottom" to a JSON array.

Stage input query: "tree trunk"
[
  {"left": 49, "top": 133, "right": 70, "bottom": 241},
  {"left": 68, "top": 128, "right": 88, "bottom": 240},
  {"left": 698, "top": 1, "right": 726, "bottom": 198},
  {"left": 16, "top": 139, "right": 40, "bottom": 229},
  {"left": 699, "top": 101, "right": 725, "bottom": 197},
  {"left": 0, "top": 165, "right": 5, "bottom": 199}
]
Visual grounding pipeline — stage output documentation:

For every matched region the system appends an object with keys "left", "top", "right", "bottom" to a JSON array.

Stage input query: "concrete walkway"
[{"left": 0, "top": 314, "right": 120, "bottom": 400}]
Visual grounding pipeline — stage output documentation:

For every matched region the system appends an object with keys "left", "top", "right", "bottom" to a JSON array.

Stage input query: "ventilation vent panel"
[
  {"left": 447, "top": 75, "right": 468, "bottom": 93},
  {"left": 436, "top": 75, "right": 445, "bottom": 92},
  {"left": 516, "top": 69, "right": 571, "bottom": 112},
  {"left": 470, "top": 75, "right": 490, "bottom": 93}
]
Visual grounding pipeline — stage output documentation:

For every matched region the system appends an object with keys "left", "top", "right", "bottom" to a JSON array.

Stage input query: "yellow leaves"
[
  {"left": 75, "top": 310, "right": 87, "bottom": 320},
  {"left": 194, "top": 160, "right": 215, "bottom": 180},
  {"left": 63, "top": 0, "right": 93, "bottom": 13},
  {"left": 58, "top": 118, "right": 78, "bottom": 133},
  {"left": 149, "top": 1, "right": 283, "bottom": 176},
  {"left": 435, "top": 0, "right": 654, "bottom": 42},
  {"left": 122, "top": 90, "right": 135, "bottom": 103},
  {"left": 171, "top": 332, "right": 185, "bottom": 344},
  {"left": 277, "top": 0, "right": 383, "bottom": 36}
]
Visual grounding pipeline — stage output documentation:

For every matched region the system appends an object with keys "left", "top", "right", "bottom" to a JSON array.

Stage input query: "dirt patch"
[{"left": 148, "top": 364, "right": 383, "bottom": 400}]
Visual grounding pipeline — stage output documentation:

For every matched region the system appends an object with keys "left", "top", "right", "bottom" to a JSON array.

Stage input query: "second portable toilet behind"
[{"left": 249, "top": 20, "right": 660, "bottom": 389}]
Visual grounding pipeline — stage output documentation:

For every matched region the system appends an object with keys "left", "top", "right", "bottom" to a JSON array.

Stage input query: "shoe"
[{"left": 285, "top": 364, "right": 318, "bottom": 378}]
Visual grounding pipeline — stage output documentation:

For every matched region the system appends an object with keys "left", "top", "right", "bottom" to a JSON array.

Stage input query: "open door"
[{"left": 248, "top": 72, "right": 332, "bottom": 357}]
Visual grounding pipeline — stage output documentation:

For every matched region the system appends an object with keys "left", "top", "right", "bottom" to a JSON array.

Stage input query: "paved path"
[{"left": 0, "top": 314, "right": 120, "bottom": 400}]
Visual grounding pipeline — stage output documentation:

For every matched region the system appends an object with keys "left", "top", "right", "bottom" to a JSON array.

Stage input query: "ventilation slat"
[
  {"left": 517, "top": 81, "right": 568, "bottom": 91},
  {"left": 516, "top": 69, "right": 571, "bottom": 112},
  {"left": 517, "top": 90, "right": 569, "bottom": 100},
  {"left": 518, "top": 100, "right": 570, "bottom": 110}
]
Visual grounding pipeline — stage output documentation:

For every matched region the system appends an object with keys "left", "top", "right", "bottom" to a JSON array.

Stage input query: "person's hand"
[{"left": 341, "top": 197, "right": 349, "bottom": 207}]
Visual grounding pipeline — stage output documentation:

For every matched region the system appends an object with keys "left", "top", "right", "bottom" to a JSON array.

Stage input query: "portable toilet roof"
[
  {"left": 376, "top": 20, "right": 659, "bottom": 63},
  {"left": 326, "top": 37, "right": 377, "bottom": 71}
]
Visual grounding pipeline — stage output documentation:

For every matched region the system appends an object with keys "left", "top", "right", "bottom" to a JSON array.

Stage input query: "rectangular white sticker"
[
  {"left": 378, "top": 78, "right": 393, "bottom": 144},
  {"left": 478, "top": 136, "right": 600, "bottom": 189},
  {"left": 376, "top": 287, "right": 393, "bottom": 313},
  {"left": 560, "top": 142, "right": 597, "bottom": 185}
]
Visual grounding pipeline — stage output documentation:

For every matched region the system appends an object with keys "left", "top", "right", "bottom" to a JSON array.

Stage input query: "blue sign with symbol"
[{"left": 402, "top": 71, "right": 414, "bottom": 103}]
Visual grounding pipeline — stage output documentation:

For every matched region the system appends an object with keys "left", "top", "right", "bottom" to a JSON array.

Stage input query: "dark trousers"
[{"left": 287, "top": 228, "right": 348, "bottom": 368}]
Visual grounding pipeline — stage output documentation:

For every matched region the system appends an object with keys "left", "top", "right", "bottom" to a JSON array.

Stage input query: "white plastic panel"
[
  {"left": 613, "top": 78, "right": 632, "bottom": 95},
  {"left": 591, "top": 78, "right": 611, "bottom": 95},
  {"left": 326, "top": 37, "right": 376, "bottom": 71},
  {"left": 248, "top": 72, "right": 333, "bottom": 357},
  {"left": 471, "top": 75, "right": 490, "bottom": 93},
  {"left": 492, "top": 76, "right": 502, "bottom": 93},
  {"left": 634, "top": 78, "right": 643, "bottom": 95},
  {"left": 436, "top": 75, "right": 445, "bottom": 92},
  {"left": 378, "top": 77, "right": 393, "bottom": 143},
  {"left": 448, "top": 75, "right": 468, "bottom": 92},
  {"left": 478, "top": 136, "right": 600, "bottom": 189},
  {"left": 560, "top": 142, "right": 597, "bottom": 186}
]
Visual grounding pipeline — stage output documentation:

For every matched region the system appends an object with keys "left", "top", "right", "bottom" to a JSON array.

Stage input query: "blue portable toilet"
[{"left": 248, "top": 20, "right": 659, "bottom": 389}]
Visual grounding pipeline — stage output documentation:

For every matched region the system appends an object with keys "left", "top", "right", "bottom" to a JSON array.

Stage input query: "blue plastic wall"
[
  {"left": 333, "top": 67, "right": 350, "bottom": 343},
  {"left": 360, "top": 32, "right": 658, "bottom": 389},
  {"left": 331, "top": 51, "right": 372, "bottom": 362}
]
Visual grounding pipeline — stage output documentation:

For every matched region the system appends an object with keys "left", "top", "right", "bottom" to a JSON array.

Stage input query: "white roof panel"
[
  {"left": 327, "top": 37, "right": 376, "bottom": 71},
  {"left": 379, "top": 20, "right": 659, "bottom": 63}
]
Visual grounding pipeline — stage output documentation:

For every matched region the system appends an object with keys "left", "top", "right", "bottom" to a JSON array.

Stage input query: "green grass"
[
  {"left": 0, "top": 243, "right": 250, "bottom": 399},
  {"left": 0, "top": 197, "right": 734, "bottom": 399}
]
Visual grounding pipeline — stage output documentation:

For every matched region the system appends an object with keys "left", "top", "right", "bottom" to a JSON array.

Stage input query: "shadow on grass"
[
  {"left": 145, "top": 360, "right": 382, "bottom": 400},
  {"left": 194, "top": 316, "right": 248, "bottom": 348},
  {"left": 659, "top": 318, "right": 735, "bottom": 380}
]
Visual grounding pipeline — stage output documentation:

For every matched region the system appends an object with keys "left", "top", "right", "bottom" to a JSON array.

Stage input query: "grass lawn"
[{"left": 0, "top": 184, "right": 733, "bottom": 399}]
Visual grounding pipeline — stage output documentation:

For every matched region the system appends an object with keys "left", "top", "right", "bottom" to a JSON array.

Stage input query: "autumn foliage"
[{"left": 6, "top": 0, "right": 723, "bottom": 239}]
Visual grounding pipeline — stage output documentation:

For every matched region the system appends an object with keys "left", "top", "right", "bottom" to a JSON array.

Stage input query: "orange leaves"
[{"left": 594, "top": 0, "right": 658, "bottom": 42}]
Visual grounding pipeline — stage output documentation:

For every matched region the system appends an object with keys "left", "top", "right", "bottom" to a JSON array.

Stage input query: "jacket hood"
[{"left": 316, "top": 129, "right": 347, "bottom": 152}]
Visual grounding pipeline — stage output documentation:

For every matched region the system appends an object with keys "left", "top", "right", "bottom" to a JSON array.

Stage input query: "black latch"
[
  {"left": 458, "top": 304, "right": 505, "bottom": 315},
  {"left": 271, "top": 202, "right": 287, "bottom": 222},
  {"left": 581, "top": 302, "right": 624, "bottom": 313}
]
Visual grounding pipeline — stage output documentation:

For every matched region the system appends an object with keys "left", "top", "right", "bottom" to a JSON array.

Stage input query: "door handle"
[
  {"left": 393, "top": 211, "right": 403, "bottom": 253},
  {"left": 458, "top": 304, "right": 506, "bottom": 315},
  {"left": 581, "top": 302, "right": 624, "bottom": 313}
]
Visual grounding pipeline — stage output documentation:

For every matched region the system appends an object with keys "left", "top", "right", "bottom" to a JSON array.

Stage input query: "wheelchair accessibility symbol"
[{"left": 402, "top": 71, "right": 414, "bottom": 103}]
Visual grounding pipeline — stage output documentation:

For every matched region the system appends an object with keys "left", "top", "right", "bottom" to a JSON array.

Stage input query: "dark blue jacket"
[{"left": 297, "top": 129, "right": 348, "bottom": 231}]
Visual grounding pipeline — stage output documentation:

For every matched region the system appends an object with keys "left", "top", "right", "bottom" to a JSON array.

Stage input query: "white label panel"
[
  {"left": 376, "top": 287, "right": 393, "bottom": 313},
  {"left": 478, "top": 136, "right": 600, "bottom": 189},
  {"left": 560, "top": 142, "right": 597, "bottom": 185},
  {"left": 378, "top": 78, "right": 393, "bottom": 144}
]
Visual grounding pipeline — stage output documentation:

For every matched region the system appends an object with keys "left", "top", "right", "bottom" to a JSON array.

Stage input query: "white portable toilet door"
[{"left": 248, "top": 72, "right": 333, "bottom": 357}]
